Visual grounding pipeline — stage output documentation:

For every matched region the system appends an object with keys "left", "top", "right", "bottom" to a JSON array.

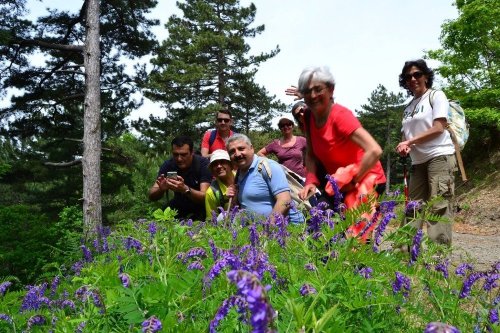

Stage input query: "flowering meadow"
[{"left": 0, "top": 194, "right": 499, "bottom": 332}]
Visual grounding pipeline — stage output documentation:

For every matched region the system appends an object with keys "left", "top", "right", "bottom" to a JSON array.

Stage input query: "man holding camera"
[{"left": 149, "top": 136, "right": 211, "bottom": 220}]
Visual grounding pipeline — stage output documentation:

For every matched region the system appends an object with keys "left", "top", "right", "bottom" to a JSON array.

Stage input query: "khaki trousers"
[{"left": 405, "top": 154, "right": 457, "bottom": 245}]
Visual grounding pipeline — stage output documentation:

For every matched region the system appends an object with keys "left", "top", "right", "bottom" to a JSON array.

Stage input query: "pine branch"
[{"left": 44, "top": 159, "right": 82, "bottom": 167}]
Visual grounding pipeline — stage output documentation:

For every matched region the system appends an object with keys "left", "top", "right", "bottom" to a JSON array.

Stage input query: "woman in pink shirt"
[{"left": 297, "top": 66, "right": 386, "bottom": 205}]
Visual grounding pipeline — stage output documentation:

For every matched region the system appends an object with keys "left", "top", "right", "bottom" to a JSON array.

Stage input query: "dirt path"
[{"left": 452, "top": 231, "right": 500, "bottom": 270}]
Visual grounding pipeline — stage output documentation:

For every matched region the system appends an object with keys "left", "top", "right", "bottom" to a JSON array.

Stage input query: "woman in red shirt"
[{"left": 297, "top": 66, "right": 386, "bottom": 210}]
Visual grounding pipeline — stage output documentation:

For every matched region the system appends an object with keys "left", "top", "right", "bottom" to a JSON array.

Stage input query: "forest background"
[{"left": 0, "top": 0, "right": 498, "bottom": 283}]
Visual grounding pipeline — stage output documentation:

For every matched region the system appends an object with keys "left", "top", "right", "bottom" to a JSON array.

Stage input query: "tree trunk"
[{"left": 82, "top": 0, "right": 102, "bottom": 240}]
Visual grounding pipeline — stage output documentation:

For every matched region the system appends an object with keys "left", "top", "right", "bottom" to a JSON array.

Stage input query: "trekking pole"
[{"left": 402, "top": 156, "right": 409, "bottom": 207}]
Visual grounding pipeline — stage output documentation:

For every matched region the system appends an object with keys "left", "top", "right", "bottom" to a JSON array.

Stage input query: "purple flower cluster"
[
  {"left": 123, "top": 236, "right": 144, "bottom": 254},
  {"left": 392, "top": 272, "right": 411, "bottom": 298},
  {"left": 50, "top": 276, "right": 60, "bottom": 298},
  {"left": 71, "top": 261, "right": 84, "bottom": 276},
  {"left": 423, "top": 321, "right": 460, "bottom": 333},
  {"left": 249, "top": 224, "right": 259, "bottom": 247},
  {"left": 372, "top": 212, "right": 395, "bottom": 252},
  {"left": 325, "top": 175, "right": 343, "bottom": 213},
  {"left": 225, "top": 270, "right": 276, "bottom": 332},
  {"left": 435, "top": 259, "right": 450, "bottom": 279},
  {"left": 147, "top": 222, "right": 157, "bottom": 239},
  {"left": 74, "top": 286, "right": 105, "bottom": 313},
  {"left": 119, "top": 273, "right": 131, "bottom": 288},
  {"left": 183, "top": 247, "right": 207, "bottom": 263},
  {"left": 142, "top": 315, "right": 162, "bottom": 333},
  {"left": 0, "top": 313, "right": 12, "bottom": 324},
  {"left": 455, "top": 263, "right": 474, "bottom": 276},
  {"left": 75, "top": 321, "right": 86, "bottom": 333},
  {"left": 304, "top": 263, "right": 317, "bottom": 272},
  {"left": 187, "top": 261, "right": 205, "bottom": 271},
  {"left": 81, "top": 245, "right": 93, "bottom": 263},
  {"left": 20, "top": 283, "right": 49, "bottom": 312},
  {"left": 405, "top": 200, "right": 421, "bottom": 216},
  {"left": 299, "top": 283, "right": 317, "bottom": 296},
  {"left": 490, "top": 308, "right": 499, "bottom": 325},
  {"left": 27, "top": 314, "right": 46, "bottom": 329},
  {"left": 483, "top": 273, "right": 500, "bottom": 291},
  {"left": 409, "top": 229, "right": 424, "bottom": 265},
  {"left": 0, "top": 281, "right": 12, "bottom": 296},
  {"left": 359, "top": 211, "right": 380, "bottom": 239},
  {"left": 357, "top": 266, "right": 373, "bottom": 279},
  {"left": 459, "top": 272, "right": 484, "bottom": 298},
  {"left": 210, "top": 295, "right": 247, "bottom": 332}
]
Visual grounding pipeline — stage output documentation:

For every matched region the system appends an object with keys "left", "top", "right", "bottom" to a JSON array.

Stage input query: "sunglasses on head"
[
  {"left": 217, "top": 118, "right": 231, "bottom": 123},
  {"left": 404, "top": 71, "right": 424, "bottom": 81}
]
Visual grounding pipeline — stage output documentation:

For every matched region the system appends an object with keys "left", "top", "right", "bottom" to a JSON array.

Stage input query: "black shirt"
[{"left": 157, "top": 155, "right": 211, "bottom": 220}]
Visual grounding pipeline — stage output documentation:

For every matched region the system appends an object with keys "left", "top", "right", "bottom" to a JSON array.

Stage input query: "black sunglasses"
[
  {"left": 279, "top": 123, "right": 293, "bottom": 129},
  {"left": 217, "top": 118, "right": 231, "bottom": 123},
  {"left": 404, "top": 71, "right": 424, "bottom": 81},
  {"left": 293, "top": 107, "right": 305, "bottom": 119}
]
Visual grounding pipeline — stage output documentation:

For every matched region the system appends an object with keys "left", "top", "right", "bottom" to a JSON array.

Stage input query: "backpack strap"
[
  {"left": 257, "top": 158, "right": 275, "bottom": 200},
  {"left": 210, "top": 179, "right": 226, "bottom": 207},
  {"left": 208, "top": 130, "right": 217, "bottom": 149},
  {"left": 428, "top": 89, "right": 467, "bottom": 182}
]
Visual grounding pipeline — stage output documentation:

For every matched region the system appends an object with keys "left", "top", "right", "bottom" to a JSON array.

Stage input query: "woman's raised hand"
[{"left": 285, "top": 85, "right": 303, "bottom": 100}]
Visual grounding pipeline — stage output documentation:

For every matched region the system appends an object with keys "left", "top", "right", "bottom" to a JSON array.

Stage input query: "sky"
[{"left": 18, "top": 0, "right": 459, "bottom": 125}]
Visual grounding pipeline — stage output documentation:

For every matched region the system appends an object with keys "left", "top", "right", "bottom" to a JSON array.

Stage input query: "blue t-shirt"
[{"left": 237, "top": 155, "right": 304, "bottom": 224}]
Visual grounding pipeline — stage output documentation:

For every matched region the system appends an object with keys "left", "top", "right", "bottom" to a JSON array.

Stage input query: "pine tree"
[
  {"left": 136, "top": 0, "right": 284, "bottom": 149},
  {"left": 357, "top": 85, "right": 406, "bottom": 191},
  {"left": 0, "top": 0, "right": 159, "bottom": 230}
]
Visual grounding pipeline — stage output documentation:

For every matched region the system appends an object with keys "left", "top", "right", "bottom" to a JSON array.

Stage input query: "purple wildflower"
[
  {"left": 226, "top": 270, "right": 276, "bottom": 332},
  {"left": 304, "top": 263, "right": 317, "bottom": 272},
  {"left": 20, "top": 283, "right": 48, "bottom": 312},
  {"left": 249, "top": 224, "right": 259, "bottom": 247},
  {"left": 455, "top": 263, "right": 474, "bottom": 276},
  {"left": 379, "top": 200, "right": 397, "bottom": 213},
  {"left": 405, "top": 200, "right": 421, "bottom": 215},
  {"left": 409, "top": 229, "right": 424, "bottom": 265},
  {"left": 123, "top": 236, "right": 144, "bottom": 254},
  {"left": 492, "top": 261, "right": 500, "bottom": 272},
  {"left": 325, "top": 175, "right": 343, "bottom": 212},
  {"left": 424, "top": 322, "right": 460, "bottom": 333},
  {"left": 435, "top": 259, "right": 450, "bottom": 279},
  {"left": 483, "top": 273, "right": 500, "bottom": 291},
  {"left": 187, "top": 261, "right": 205, "bottom": 271},
  {"left": 273, "top": 213, "right": 290, "bottom": 248},
  {"left": 392, "top": 271, "right": 411, "bottom": 298},
  {"left": 142, "top": 315, "right": 162, "bottom": 333},
  {"left": 60, "top": 299, "right": 76, "bottom": 310},
  {"left": 183, "top": 247, "right": 207, "bottom": 263},
  {"left": 75, "top": 321, "right": 86, "bottom": 333},
  {"left": 299, "top": 283, "right": 317, "bottom": 296},
  {"left": 74, "top": 286, "right": 89, "bottom": 301},
  {"left": 50, "top": 276, "right": 60, "bottom": 298},
  {"left": 148, "top": 222, "right": 157, "bottom": 239},
  {"left": 81, "top": 245, "right": 93, "bottom": 263},
  {"left": 0, "top": 314, "right": 12, "bottom": 324},
  {"left": 459, "top": 272, "right": 484, "bottom": 298},
  {"left": 372, "top": 212, "right": 395, "bottom": 252},
  {"left": 0, "top": 281, "right": 12, "bottom": 296},
  {"left": 490, "top": 308, "right": 499, "bottom": 325},
  {"left": 209, "top": 239, "right": 218, "bottom": 261},
  {"left": 359, "top": 211, "right": 380, "bottom": 239},
  {"left": 357, "top": 266, "right": 373, "bottom": 279},
  {"left": 71, "top": 261, "right": 83, "bottom": 276},
  {"left": 493, "top": 296, "right": 500, "bottom": 306},
  {"left": 27, "top": 314, "right": 46, "bottom": 329},
  {"left": 119, "top": 273, "right": 131, "bottom": 288},
  {"left": 204, "top": 252, "right": 241, "bottom": 289},
  {"left": 209, "top": 295, "right": 247, "bottom": 333}
]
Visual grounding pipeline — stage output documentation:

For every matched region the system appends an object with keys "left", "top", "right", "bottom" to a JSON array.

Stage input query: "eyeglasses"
[
  {"left": 217, "top": 118, "right": 231, "bottom": 123},
  {"left": 293, "top": 107, "right": 305, "bottom": 121},
  {"left": 302, "top": 85, "right": 326, "bottom": 96},
  {"left": 403, "top": 71, "right": 424, "bottom": 82},
  {"left": 279, "top": 123, "right": 293, "bottom": 129}
]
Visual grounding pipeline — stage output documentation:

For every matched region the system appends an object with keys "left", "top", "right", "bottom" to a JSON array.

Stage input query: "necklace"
[{"left": 408, "top": 89, "right": 430, "bottom": 117}]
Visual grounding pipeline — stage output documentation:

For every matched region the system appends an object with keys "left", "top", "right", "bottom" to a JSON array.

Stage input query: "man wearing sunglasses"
[{"left": 201, "top": 107, "right": 235, "bottom": 158}]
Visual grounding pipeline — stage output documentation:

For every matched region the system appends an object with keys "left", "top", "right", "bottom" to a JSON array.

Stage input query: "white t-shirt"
[{"left": 402, "top": 89, "right": 455, "bottom": 164}]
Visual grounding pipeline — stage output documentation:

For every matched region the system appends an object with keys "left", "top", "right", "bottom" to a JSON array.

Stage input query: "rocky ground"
[{"left": 450, "top": 153, "right": 499, "bottom": 270}]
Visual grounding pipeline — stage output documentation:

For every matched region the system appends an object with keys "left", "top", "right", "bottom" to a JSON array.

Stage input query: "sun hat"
[
  {"left": 278, "top": 117, "right": 294, "bottom": 128},
  {"left": 209, "top": 149, "right": 231, "bottom": 165}
]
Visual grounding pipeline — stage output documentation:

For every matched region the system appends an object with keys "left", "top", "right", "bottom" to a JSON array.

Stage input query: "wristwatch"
[{"left": 184, "top": 186, "right": 191, "bottom": 195}]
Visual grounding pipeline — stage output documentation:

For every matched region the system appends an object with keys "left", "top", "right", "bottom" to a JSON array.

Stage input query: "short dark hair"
[
  {"left": 171, "top": 136, "right": 193, "bottom": 152},
  {"left": 399, "top": 59, "right": 435, "bottom": 95},
  {"left": 216, "top": 108, "right": 232, "bottom": 119}
]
